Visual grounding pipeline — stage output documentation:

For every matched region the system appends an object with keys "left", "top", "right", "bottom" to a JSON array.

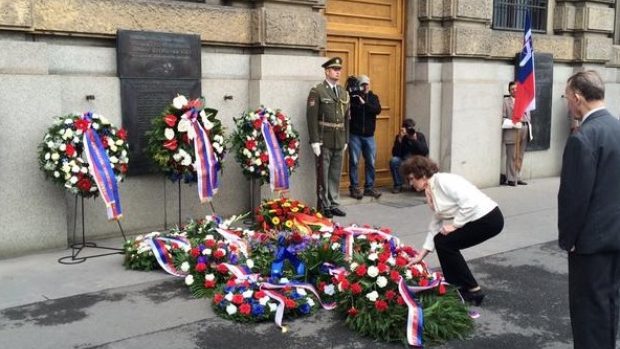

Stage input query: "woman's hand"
[
  {"left": 440, "top": 224, "right": 457, "bottom": 235},
  {"left": 407, "top": 249, "right": 429, "bottom": 265}
]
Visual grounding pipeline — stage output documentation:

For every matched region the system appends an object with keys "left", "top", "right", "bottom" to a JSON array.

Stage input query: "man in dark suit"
[
  {"left": 558, "top": 70, "right": 620, "bottom": 349},
  {"left": 306, "top": 57, "right": 350, "bottom": 218}
]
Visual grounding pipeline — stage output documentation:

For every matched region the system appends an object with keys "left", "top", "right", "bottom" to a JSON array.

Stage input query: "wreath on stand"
[
  {"left": 231, "top": 106, "right": 300, "bottom": 186},
  {"left": 38, "top": 112, "right": 129, "bottom": 197},
  {"left": 146, "top": 95, "right": 227, "bottom": 183}
]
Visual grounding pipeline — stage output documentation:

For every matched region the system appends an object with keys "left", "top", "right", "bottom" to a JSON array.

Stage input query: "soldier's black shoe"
[
  {"left": 321, "top": 208, "right": 333, "bottom": 218},
  {"left": 330, "top": 207, "right": 346, "bottom": 217}
]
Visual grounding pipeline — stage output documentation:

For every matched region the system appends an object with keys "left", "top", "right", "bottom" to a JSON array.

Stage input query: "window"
[{"left": 492, "top": 0, "right": 548, "bottom": 32}]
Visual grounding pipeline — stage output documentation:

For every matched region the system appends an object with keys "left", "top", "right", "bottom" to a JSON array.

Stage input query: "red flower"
[
  {"left": 101, "top": 136, "right": 109, "bottom": 148},
  {"left": 65, "top": 144, "right": 76, "bottom": 157},
  {"left": 245, "top": 139, "right": 257, "bottom": 150},
  {"left": 117, "top": 128, "right": 128, "bottom": 140},
  {"left": 190, "top": 248, "right": 200, "bottom": 258},
  {"left": 256, "top": 215, "right": 264, "bottom": 223},
  {"left": 226, "top": 279, "right": 236, "bottom": 287},
  {"left": 163, "top": 139, "right": 178, "bottom": 151},
  {"left": 253, "top": 119, "right": 263, "bottom": 129},
  {"left": 378, "top": 252, "right": 389, "bottom": 263},
  {"left": 390, "top": 270, "right": 401, "bottom": 283},
  {"left": 205, "top": 239, "right": 216, "bottom": 248},
  {"left": 375, "top": 299, "right": 389, "bottom": 312},
  {"left": 239, "top": 303, "right": 252, "bottom": 315},
  {"left": 284, "top": 298, "right": 297, "bottom": 309},
  {"left": 438, "top": 283, "right": 446, "bottom": 295},
  {"left": 77, "top": 177, "right": 92, "bottom": 192},
  {"left": 385, "top": 290, "right": 396, "bottom": 300},
  {"left": 75, "top": 119, "right": 90, "bottom": 131},
  {"left": 350, "top": 282, "right": 362, "bottom": 295},
  {"left": 163, "top": 114, "right": 177, "bottom": 127},
  {"left": 232, "top": 294, "right": 244, "bottom": 305},
  {"left": 216, "top": 263, "right": 229, "bottom": 274},
  {"left": 290, "top": 233, "right": 303, "bottom": 244},
  {"left": 318, "top": 281, "right": 326, "bottom": 293},
  {"left": 377, "top": 262, "right": 389, "bottom": 274},
  {"left": 254, "top": 290, "right": 266, "bottom": 299},
  {"left": 339, "top": 279, "right": 350, "bottom": 291},
  {"left": 355, "top": 264, "right": 367, "bottom": 277},
  {"left": 419, "top": 278, "right": 429, "bottom": 287},
  {"left": 213, "top": 293, "right": 224, "bottom": 304},
  {"left": 396, "top": 256, "right": 408, "bottom": 267},
  {"left": 119, "top": 164, "right": 128, "bottom": 173},
  {"left": 204, "top": 279, "right": 216, "bottom": 288},
  {"left": 402, "top": 246, "right": 415, "bottom": 256},
  {"left": 213, "top": 249, "right": 225, "bottom": 259},
  {"left": 396, "top": 296, "right": 405, "bottom": 305},
  {"left": 285, "top": 158, "right": 295, "bottom": 167},
  {"left": 260, "top": 153, "right": 269, "bottom": 163},
  {"left": 195, "top": 263, "right": 207, "bottom": 273},
  {"left": 288, "top": 140, "right": 297, "bottom": 149},
  {"left": 182, "top": 133, "right": 190, "bottom": 144},
  {"left": 277, "top": 132, "right": 286, "bottom": 140},
  {"left": 347, "top": 307, "right": 358, "bottom": 317}
]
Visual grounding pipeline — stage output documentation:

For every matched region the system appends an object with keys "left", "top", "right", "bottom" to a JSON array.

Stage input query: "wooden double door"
[{"left": 325, "top": 0, "right": 405, "bottom": 189}]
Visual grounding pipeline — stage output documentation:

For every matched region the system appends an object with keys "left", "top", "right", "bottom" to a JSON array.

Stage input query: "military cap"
[{"left": 322, "top": 57, "right": 343, "bottom": 69}]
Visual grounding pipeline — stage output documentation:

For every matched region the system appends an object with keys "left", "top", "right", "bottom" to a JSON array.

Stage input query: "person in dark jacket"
[
  {"left": 389, "top": 118, "right": 428, "bottom": 193},
  {"left": 348, "top": 75, "right": 382, "bottom": 199}
]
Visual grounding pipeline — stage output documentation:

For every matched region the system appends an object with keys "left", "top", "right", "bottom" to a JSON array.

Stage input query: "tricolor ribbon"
[
  {"left": 182, "top": 103, "right": 219, "bottom": 203},
  {"left": 215, "top": 228, "right": 249, "bottom": 257},
  {"left": 261, "top": 289, "right": 287, "bottom": 330},
  {"left": 261, "top": 281, "right": 337, "bottom": 310},
  {"left": 82, "top": 112, "right": 123, "bottom": 220},
  {"left": 260, "top": 115, "right": 289, "bottom": 193},
  {"left": 341, "top": 226, "right": 401, "bottom": 261},
  {"left": 147, "top": 236, "right": 191, "bottom": 277},
  {"left": 399, "top": 277, "right": 424, "bottom": 347},
  {"left": 219, "top": 262, "right": 259, "bottom": 283}
]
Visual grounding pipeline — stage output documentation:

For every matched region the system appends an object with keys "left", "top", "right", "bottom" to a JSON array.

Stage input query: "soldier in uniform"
[{"left": 306, "top": 57, "right": 350, "bottom": 218}]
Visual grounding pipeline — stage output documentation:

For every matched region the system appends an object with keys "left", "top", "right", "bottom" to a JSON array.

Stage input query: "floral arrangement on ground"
[
  {"left": 123, "top": 198, "right": 473, "bottom": 346},
  {"left": 147, "top": 95, "right": 227, "bottom": 182},
  {"left": 231, "top": 106, "right": 300, "bottom": 185},
  {"left": 38, "top": 112, "right": 129, "bottom": 197}
]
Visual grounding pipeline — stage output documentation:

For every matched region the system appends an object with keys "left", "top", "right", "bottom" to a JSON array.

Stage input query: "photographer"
[
  {"left": 389, "top": 118, "right": 428, "bottom": 193},
  {"left": 348, "top": 75, "right": 382, "bottom": 199}
]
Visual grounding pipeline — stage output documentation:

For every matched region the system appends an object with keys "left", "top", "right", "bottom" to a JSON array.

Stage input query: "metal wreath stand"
[{"left": 58, "top": 195, "right": 128, "bottom": 265}]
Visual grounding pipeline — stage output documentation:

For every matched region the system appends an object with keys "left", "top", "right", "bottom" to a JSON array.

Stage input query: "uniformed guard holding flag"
[{"left": 306, "top": 57, "right": 350, "bottom": 218}]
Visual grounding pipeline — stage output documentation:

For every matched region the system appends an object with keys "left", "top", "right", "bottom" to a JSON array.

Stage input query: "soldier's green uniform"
[{"left": 306, "top": 57, "right": 350, "bottom": 213}]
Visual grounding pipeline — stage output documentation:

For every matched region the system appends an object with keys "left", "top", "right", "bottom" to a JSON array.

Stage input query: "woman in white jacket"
[{"left": 403, "top": 156, "right": 504, "bottom": 305}]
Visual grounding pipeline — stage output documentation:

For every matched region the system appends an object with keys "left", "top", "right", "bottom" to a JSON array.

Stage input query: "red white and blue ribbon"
[
  {"left": 261, "top": 281, "right": 337, "bottom": 311},
  {"left": 261, "top": 289, "right": 287, "bottom": 331},
  {"left": 147, "top": 236, "right": 191, "bottom": 277},
  {"left": 399, "top": 277, "right": 424, "bottom": 347},
  {"left": 260, "top": 117, "right": 289, "bottom": 192},
  {"left": 215, "top": 228, "right": 249, "bottom": 257},
  {"left": 219, "top": 262, "right": 259, "bottom": 283},
  {"left": 342, "top": 226, "right": 401, "bottom": 260},
  {"left": 82, "top": 112, "right": 123, "bottom": 220},
  {"left": 183, "top": 106, "right": 218, "bottom": 203}
]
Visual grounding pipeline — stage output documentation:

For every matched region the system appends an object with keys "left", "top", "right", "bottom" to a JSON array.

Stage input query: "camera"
[
  {"left": 406, "top": 126, "right": 416, "bottom": 135},
  {"left": 345, "top": 75, "right": 363, "bottom": 98}
]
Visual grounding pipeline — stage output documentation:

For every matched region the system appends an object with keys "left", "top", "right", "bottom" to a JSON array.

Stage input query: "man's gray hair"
[{"left": 567, "top": 70, "right": 605, "bottom": 101}]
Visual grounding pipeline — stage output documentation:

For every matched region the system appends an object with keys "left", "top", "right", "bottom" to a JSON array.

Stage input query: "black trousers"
[
  {"left": 568, "top": 251, "right": 620, "bottom": 349},
  {"left": 433, "top": 206, "right": 504, "bottom": 290}
]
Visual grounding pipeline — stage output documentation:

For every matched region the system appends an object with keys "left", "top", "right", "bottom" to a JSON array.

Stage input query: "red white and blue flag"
[{"left": 512, "top": 12, "right": 536, "bottom": 123}]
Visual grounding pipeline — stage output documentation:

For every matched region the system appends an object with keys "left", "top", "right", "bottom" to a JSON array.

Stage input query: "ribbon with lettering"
[
  {"left": 182, "top": 100, "right": 219, "bottom": 203},
  {"left": 147, "top": 236, "right": 191, "bottom": 277},
  {"left": 259, "top": 113, "right": 289, "bottom": 193},
  {"left": 82, "top": 112, "right": 123, "bottom": 220}
]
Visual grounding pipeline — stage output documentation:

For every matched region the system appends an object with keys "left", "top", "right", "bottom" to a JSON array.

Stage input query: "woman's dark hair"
[{"left": 400, "top": 155, "right": 439, "bottom": 180}]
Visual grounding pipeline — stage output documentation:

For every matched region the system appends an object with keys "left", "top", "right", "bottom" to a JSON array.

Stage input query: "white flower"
[
  {"left": 324, "top": 284, "right": 335, "bottom": 296},
  {"left": 71, "top": 165, "right": 80, "bottom": 173},
  {"left": 367, "top": 253, "right": 378, "bottom": 261},
  {"left": 242, "top": 290, "right": 254, "bottom": 298},
  {"left": 376, "top": 276, "right": 388, "bottom": 288},
  {"left": 214, "top": 135, "right": 224, "bottom": 144},
  {"left": 44, "top": 153, "right": 51, "bottom": 160},
  {"left": 225, "top": 292, "right": 234, "bottom": 301},
  {"left": 184, "top": 275, "right": 194, "bottom": 286},
  {"left": 216, "top": 248, "right": 226, "bottom": 257},
  {"left": 99, "top": 116, "right": 110, "bottom": 125},
  {"left": 387, "top": 257, "right": 396, "bottom": 266},
  {"left": 202, "top": 248, "right": 212, "bottom": 256},
  {"left": 366, "top": 291, "right": 379, "bottom": 302},
  {"left": 46, "top": 141, "right": 55, "bottom": 148},
  {"left": 202, "top": 117, "right": 214, "bottom": 130},
  {"left": 367, "top": 265, "right": 379, "bottom": 278},
  {"left": 92, "top": 123, "right": 100, "bottom": 130},
  {"left": 405, "top": 270, "right": 413, "bottom": 280},
  {"left": 246, "top": 259, "right": 254, "bottom": 269},
  {"left": 173, "top": 95, "right": 188, "bottom": 109},
  {"left": 205, "top": 273, "right": 215, "bottom": 281},
  {"left": 307, "top": 298, "right": 315, "bottom": 307},
  {"left": 254, "top": 159, "right": 262, "bottom": 166},
  {"left": 226, "top": 304, "right": 237, "bottom": 315},
  {"left": 177, "top": 118, "right": 192, "bottom": 134},
  {"left": 115, "top": 139, "right": 124, "bottom": 146},
  {"left": 296, "top": 288, "right": 307, "bottom": 296},
  {"left": 279, "top": 277, "right": 290, "bottom": 284},
  {"left": 322, "top": 232, "right": 332, "bottom": 239},
  {"left": 109, "top": 143, "right": 118, "bottom": 152},
  {"left": 51, "top": 153, "right": 60, "bottom": 161},
  {"left": 370, "top": 242, "right": 379, "bottom": 251},
  {"left": 80, "top": 167, "right": 88, "bottom": 174},
  {"left": 205, "top": 234, "right": 214, "bottom": 241},
  {"left": 59, "top": 144, "right": 66, "bottom": 151},
  {"left": 248, "top": 166, "right": 255, "bottom": 172},
  {"left": 260, "top": 170, "right": 266, "bottom": 176},
  {"left": 259, "top": 296, "right": 269, "bottom": 306},
  {"left": 350, "top": 262, "right": 359, "bottom": 271},
  {"left": 164, "top": 128, "right": 175, "bottom": 140},
  {"left": 53, "top": 171, "right": 60, "bottom": 178},
  {"left": 268, "top": 303, "right": 277, "bottom": 312},
  {"left": 331, "top": 242, "right": 341, "bottom": 251},
  {"left": 180, "top": 262, "right": 190, "bottom": 272},
  {"left": 69, "top": 176, "right": 78, "bottom": 184},
  {"left": 109, "top": 156, "right": 119, "bottom": 164},
  {"left": 63, "top": 129, "right": 74, "bottom": 139}
]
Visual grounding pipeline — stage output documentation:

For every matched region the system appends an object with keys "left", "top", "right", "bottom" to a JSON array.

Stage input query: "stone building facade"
[{"left": 0, "top": 0, "right": 619, "bottom": 256}]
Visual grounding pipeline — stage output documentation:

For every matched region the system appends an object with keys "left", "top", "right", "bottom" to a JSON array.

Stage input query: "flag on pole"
[{"left": 512, "top": 11, "right": 535, "bottom": 123}]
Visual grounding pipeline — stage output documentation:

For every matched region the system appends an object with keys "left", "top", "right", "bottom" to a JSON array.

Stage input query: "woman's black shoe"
[{"left": 459, "top": 289, "right": 485, "bottom": 306}]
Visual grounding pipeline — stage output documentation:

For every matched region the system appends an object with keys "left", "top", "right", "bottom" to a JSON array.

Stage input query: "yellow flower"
[
  {"left": 282, "top": 202, "right": 291, "bottom": 207},
  {"left": 272, "top": 217, "right": 281, "bottom": 225},
  {"left": 316, "top": 212, "right": 323, "bottom": 218},
  {"left": 291, "top": 207, "right": 299, "bottom": 213},
  {"left": 268, "top": 209, "right": 277, "bottom": 213},
  {"left": 285, "top": 220, "right": 293, "bottom": 228}
]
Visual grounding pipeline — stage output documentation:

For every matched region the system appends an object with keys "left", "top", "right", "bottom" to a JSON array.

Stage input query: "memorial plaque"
[
  {"left": 117, "top": 30, "right": 202, "bottom": 175},
  {"left": 514, "top": 52, "right": 553, "bottom": 151}
]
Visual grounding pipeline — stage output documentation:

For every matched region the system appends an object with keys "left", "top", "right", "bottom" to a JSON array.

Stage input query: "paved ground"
[{"left": 1, "top": 177, "right": 619, "bottom": 348}]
